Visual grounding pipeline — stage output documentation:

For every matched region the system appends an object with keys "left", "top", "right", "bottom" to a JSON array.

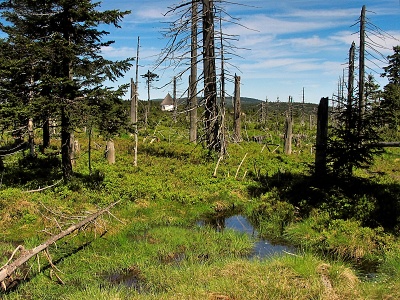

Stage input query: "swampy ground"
[{"left": 1, "top": 122, "right": 400, "bottom": 299}]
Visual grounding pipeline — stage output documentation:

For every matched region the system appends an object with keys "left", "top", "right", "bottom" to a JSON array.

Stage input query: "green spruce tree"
[
  {"left": 381, "top": 45, "right": 400, "bottom": 134},
  {"left": 0, "top": 0, "right": 133, "bottom": 179}
]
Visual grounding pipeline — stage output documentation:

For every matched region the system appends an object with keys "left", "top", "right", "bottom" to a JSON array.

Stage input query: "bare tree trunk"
[
  {"left": 106, "top": 140, "right": 115, "bottom": 164},
  {"left": 359, "top": 5, "right": 366, "bottom": 119},
  {"left": 61, "top": 107, "right": 73, "bottom": 179},
  {"left": 133, "top": 37, "right": 140, "bottom": 166},
  {"left": 130, "top": 78, "right": 137, "bottom": 124},
  {"left": 70, "top": 133, "right": 76, "bottom": 166},
  {"left": 173, "top": 76, "right": 177, "bottom": 123},
  {"left": 347, "top": 41, "right": 355, "bottom": 127},
  {"left": 42, "top": 117, "right": 50, "bottom": 151},
  {"left": 189, "top": 0, "right": 198, "bottom": 143},
  {"left": 315, "top": 97, "right": 329, "bottom": 177},
  {"left": 284, "top": 116, "right": 293, "bottom": 155},
  {"left": 202, "top": 0, "right": 219, "bottom": 151},
  {"left": 28, "top": 118, "right": 35, "bottom": 157},
  {"left": 88, "top": 127, "right": 92, "bottom": 175},
  {"left": 233, "top": 74, "right": 241, "bottom": 142},
  {"left": 219, "top": 15, "right": 227, "bottom": 156}
]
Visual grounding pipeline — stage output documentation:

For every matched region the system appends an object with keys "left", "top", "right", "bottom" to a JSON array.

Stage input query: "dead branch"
[
  {"left": 371, "top": 142, "right": 400, "bottom": 147},
  {"left": 0, "top": 201, "right": 120, "bottom": 290},
  {"left": 23, "top": 179, "right": 63, "bottom": 193},
  {"left": 213, "top": 155, "right": 224, "bottom": 177},
  {"left": 235, "top": 152, "right": 247, "bottom": 179}
]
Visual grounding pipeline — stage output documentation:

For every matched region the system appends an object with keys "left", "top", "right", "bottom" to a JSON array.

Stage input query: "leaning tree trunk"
[
  {"left": 315, "top": 97, "right": 329, "bottom": 178},
  {"left": 202, "top": 0, "right": 219, "bottom": 152},
  {"left": 0, "top": 201, "right": 120, "bottom": 291}
]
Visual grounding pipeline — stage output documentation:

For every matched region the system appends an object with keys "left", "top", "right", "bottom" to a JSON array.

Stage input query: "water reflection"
[{"left": 199, "top": 214, "right": 296, "bottom": 259}]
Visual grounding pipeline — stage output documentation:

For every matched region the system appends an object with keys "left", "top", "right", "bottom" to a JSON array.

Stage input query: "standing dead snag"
[
  {"left": 0, "top": 201, "right": 120, "bottom": 290},
  {"left": 315, "top": 97, "right": 329, "bottom": 178},
  {"left": 233, "top": 75, "right": 242, "bottom": 142}
]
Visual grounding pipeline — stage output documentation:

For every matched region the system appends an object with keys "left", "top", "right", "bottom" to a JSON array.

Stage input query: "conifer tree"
[
  {"left": 0, "top": 0, "right": 133, "bottom": 179},
  {"left": 381, "top": 46, "right": 400, "bottom": 131}
]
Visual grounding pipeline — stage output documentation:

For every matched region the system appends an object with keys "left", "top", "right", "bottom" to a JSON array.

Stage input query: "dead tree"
[
  {"left": 0, "top": 201, "right": 120, "bottom": 290},
  {"left": 130, "top": 78, "right": 137, "bottom": 124},
  {"left": 106, "top": 140, "right": 115, "bottom": 164},
  {"left": 133, "top": 37, "right": 140, "bottom": 167},
  {"left": 359, "top": 5, "right": 366, "bottom": 120},
  {"left": 189, "top": 0, "right": 198, "bottom": 143},
  {"left": 173, "top": 76, "right": 177, "bottom": 123},
  {"left": 159, "top": 0, "right": 244, "bottom": 152},
  {"left": 202, "top": 0, "right": 220, "bottom": 151},
  {"left": 315, "top": 97, "right": 329, "bottom": 178},
  {"left": 347, "top": 42, "right": 356, "bottom": 124},
  {"left": 28, "top": 118, "right": 35, "bottom": 157},
  {"left": 233, "top": 74, "right": 241, "bottom": 142},
  {"left": 284, "top": 116, "right": 293, "bottom": 155},
  {"left": 284, "top": 96, "right": 293, "bottom": 155},
  {"left": 218, "top": 14, "right": 227, "bottom": 155}
]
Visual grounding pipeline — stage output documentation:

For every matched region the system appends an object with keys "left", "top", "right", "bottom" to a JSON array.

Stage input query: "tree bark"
[
  {"left": 189, "top": 0, "right": 198, "bottom": 143},
  {"left": 233, "top": 75, "right": 241, "bottom": 142},
  {"left": 70, "top": 133, "right": 76, "bottom": 166},
  {"left": 28, "top": 118, "right": 35, "bottom": 157},
  {"left": 106, "top": 140, "right": 115, "bottom": 164},
  {"left": 202, "top": 0, "right": 219, "bottom": 151},
  {"left": 284, "top": 116, "right": 293, "bottom": 155},
  {"left": 315, "top": 97, "right": 329, "bottom": 177},
  {"left": 130, "top": 78, "right": 137, "bottom": 124},
  {"left": 42, "top": 117, "right": 50, "bottom": 151}
]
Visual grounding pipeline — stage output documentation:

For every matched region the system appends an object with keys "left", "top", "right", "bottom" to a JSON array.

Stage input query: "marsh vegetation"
[{"left": 1, "top": 104, "right": 400, "bottom": 299}]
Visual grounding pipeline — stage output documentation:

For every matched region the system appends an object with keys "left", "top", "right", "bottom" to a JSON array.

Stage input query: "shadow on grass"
[
  {"left": 1, "top": 155, "right": 62, "bottom": 189},
  {"left": 247, "top": 170, "right": 400, "bottom": 231},
  {"left": 1, "top": 155, "right": 105, "bottom": 191}
]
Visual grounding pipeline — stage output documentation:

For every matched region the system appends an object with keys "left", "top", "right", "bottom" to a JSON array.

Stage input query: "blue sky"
[{"left": 99, "top": 0, "right": 400, "bottom": 104}]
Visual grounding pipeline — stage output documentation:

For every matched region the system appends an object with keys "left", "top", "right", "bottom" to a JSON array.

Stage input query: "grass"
[{"left": 1, "top": 123, "right": 400, "bottom": 299}]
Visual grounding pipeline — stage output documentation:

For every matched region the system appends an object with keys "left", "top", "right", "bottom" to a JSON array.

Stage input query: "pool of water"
[{"left": 198, "top": 214, "right": 296, "bottom": 259}]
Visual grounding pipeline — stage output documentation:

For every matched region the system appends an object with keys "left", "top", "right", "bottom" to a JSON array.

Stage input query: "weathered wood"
[
  {"left": 130, "top": 78, "right": 137, "bottom": 124},
  {"left": 371, "top": 142, "right": 400, "bottom": 147},
  {"left": 203, "top": 0, "right": 219, "bottom": 151},
  {"left": 106, "top": 140, "right": 115, "bottom": 164},
  {"left": 28, "top": 118, "right": 35, "bottom": 157},
  {"left": 0, "top": 201, "right": 120, "bottom": 289},
  {"left": 233, "top": 75, "right": 242, "bottom": 142},
  {"left": 315, "top": 97, "right": 329, "bottom": 177},
  {"left": 359, "top": 5, "right": 366, "bottom": 118},
  {"left": 235, "top": 153, "right": 247, "bottom": 179},
  {"left": 284, "top": 116, "right": 293, "bottom": 155},
  {"left": 190, "top": 0, "right": 198, "bottom": 116}
]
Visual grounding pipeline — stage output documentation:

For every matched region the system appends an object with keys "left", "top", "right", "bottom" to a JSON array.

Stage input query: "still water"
[{"left": 198, "top": 214, "right": 296, "bottom": 258}]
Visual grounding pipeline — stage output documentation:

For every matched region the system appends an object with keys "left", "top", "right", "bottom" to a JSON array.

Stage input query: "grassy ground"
[{"left": 0, "top": 124, "right": 399, "bottom": 299}]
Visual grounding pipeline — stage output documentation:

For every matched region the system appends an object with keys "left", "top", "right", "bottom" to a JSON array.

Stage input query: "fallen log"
[
  {"left": 373, "top": 142, "right": 400, "bottom": 147},
  {"left": 0, "top": 201, "right": 120, "bottom": 289}
]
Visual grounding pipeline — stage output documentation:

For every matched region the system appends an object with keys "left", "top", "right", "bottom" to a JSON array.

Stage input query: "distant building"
[{"left": 160, "top": 93, "right": 174, "bottom": 111}]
